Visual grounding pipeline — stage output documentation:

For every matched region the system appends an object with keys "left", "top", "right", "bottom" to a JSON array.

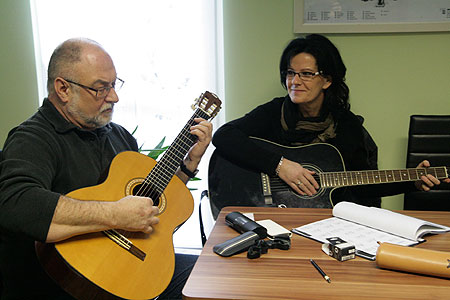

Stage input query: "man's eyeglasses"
[
  {"left": 284, "top": 70, "right": 321, "bottom": 82},
  {"left": 64, "top": 78, "right": 124, "bottom": 99}
]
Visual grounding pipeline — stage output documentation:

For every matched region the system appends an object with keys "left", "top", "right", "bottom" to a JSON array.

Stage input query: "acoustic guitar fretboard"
[{"left": 319, "top": 167, "right": 448, "bottom": 188}]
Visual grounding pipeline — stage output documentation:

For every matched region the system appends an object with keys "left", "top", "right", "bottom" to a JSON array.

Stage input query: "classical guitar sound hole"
[{"left": 132, "top": 183, "right": 160, "bottom": 206}]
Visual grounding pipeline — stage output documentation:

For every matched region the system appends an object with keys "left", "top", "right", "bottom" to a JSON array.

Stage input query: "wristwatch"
[{"left": 180, "top": 162, "right": 199, "bottom": 178}]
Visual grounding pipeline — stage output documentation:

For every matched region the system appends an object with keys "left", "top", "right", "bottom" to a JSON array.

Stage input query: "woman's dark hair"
[{"left": 279, "top": 34, "right": 350, "bottom": 113}]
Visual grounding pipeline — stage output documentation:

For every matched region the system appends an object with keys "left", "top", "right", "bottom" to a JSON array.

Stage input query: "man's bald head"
[{"left": 47, "top": 38, "right": 109, "bottom": 96}]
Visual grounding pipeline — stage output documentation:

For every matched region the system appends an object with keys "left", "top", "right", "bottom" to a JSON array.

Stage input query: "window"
[{"left": 30, "top": 0, "right": 224, "bottom": 250}]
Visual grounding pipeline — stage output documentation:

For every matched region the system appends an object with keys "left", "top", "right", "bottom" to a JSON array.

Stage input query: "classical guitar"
[
  {"left": 36, "top": 91, "right": 221, "bottom": 300},
  {"left": 208, "top": 137, "right": 448, "bottom": 218}
]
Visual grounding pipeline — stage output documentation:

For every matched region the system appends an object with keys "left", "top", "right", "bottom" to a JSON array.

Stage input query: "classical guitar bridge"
[{"left": 103, "top": 229, "right": 146, "bottom": 261}]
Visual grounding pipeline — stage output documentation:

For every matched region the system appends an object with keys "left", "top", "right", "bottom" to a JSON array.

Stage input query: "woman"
[{"left": 212, "top": 34, "right": 446, "bottom": 209}]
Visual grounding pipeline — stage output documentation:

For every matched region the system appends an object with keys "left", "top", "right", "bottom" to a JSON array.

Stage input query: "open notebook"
[{"left": 292, "top": 202, "right": 450, "bottom": 260}]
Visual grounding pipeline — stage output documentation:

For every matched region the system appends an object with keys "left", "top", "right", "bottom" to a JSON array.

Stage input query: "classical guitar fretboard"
[
  {"left": 141, "top": 108, "right": 210, "bottom": 199},
  {"left": 136, "top": 92, "right": 221, "bottom": 200},
  {"left": 319, "top": 167, "right": 448, "bottom": 188}
]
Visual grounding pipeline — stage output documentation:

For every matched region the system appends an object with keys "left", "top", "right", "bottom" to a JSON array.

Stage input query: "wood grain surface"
[{"left": 183, "top": 206, "right": 450, "bottom": 300}]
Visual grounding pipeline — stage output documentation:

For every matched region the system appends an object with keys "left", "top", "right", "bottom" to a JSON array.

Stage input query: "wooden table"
[{"left": 182, "top": 206, "right": 450, "bottom": 300}]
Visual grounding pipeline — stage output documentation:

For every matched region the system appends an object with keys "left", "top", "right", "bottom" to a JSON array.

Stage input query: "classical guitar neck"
[
  {"left": 320, "top": 167, "right": 449, "bottom": 188},
  {"left": 140, "top": 91, "right": 221, "bottom": 200}
]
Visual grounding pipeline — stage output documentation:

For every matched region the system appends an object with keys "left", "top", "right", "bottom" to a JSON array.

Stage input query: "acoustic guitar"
[
  {"left": 208, "top": 137, "right": 448, "bottom": 218},
  {"left": 36, "top": 91, "right": 221, "bottom": 300}
]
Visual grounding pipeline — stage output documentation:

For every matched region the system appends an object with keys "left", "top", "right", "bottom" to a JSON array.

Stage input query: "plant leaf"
[
  {"left": 131, "top": 125, "right": 139, "bottom": 136},
  {"left": 155, "top": 137, "right": 166, "bottom": 149},
  {"left": 146, "top": 146, "right": 169, "bottom": 160},
  {"left": 145, "top": 137, "right": 168, "bottom": 159}
]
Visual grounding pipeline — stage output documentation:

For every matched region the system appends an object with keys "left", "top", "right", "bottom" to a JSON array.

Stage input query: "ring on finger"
[{"left": 297, "top": 181, "right": 303, "bottom": 186}]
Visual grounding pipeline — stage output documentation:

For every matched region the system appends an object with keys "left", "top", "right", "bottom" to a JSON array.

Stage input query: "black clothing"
[
  {"left": 212, "top": 96, "right": 414, "bottom": 207},
  {"left": 0, "top": 99, "right": 194, "bottom": 299},
  {"left": 0, "top": 98, "right": 138, "bottom": 298},
  {"left": 158, "top": 254, "right": 198, "bottom": 300}
]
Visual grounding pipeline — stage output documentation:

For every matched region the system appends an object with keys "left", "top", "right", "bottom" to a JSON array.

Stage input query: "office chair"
[
  {"left": 404, "top": 115, "right": 450, "bottom": 211},
  {"left": 198, "top": 190, "right": 215, "bottom": 245}
]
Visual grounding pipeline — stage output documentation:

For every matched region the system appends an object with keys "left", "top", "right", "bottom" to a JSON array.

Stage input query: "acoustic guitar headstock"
[{"left": 192, "top": 91, "right": 222, "bottom": 120}]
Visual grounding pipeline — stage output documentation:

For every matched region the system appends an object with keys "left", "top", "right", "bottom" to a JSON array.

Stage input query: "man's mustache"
[{"left": 101, "top": 104, "right": 114, "bottom": 113}]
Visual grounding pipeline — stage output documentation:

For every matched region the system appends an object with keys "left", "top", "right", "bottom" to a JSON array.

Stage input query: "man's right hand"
[{"left": 111, "top": 195, "right": 160, "bottom": 234}]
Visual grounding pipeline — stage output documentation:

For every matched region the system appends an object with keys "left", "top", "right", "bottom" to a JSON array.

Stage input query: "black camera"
[{"left": 225, "top": 211, "right": 267, "bottom": 239}]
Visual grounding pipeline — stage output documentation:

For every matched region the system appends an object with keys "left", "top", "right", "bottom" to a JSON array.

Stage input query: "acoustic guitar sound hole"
[
  {"left": 131, "top": 184, "right": 160, "bottom": 206},
  {"left": 126, "top": 179, "right": 166, "bottom": 213},
  {"left": 292, "top": 164, "right": 326, "bottom": 199}
]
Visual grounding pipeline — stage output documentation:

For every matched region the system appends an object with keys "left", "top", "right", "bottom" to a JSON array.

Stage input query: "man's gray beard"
[{"left": 67, "top": 100, "right": 113, "bottom": 128}]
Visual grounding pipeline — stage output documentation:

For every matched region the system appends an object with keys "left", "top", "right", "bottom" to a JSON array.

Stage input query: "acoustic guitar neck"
[{"left": 319, "top": 166, "right": 449, "bottom": 188}]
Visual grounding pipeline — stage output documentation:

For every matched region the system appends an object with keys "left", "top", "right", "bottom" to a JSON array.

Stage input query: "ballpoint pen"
[{"left": 310, "top": 259, "right": 331, "bottom": 283}]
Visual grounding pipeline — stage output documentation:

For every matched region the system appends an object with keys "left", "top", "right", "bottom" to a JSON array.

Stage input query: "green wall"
[
  {"left": 0, "top": 0, "right": 39, "bottom": 144},
  {"left": 222, "top": 0, "right": 450, "bottom": 210},
  {"left": 1, "top": 0, "right": 449, "bottom": 210}
]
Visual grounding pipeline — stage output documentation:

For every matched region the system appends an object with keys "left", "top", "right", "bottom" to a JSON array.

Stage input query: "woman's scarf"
[{"left": 280, "top": 97, "right": 336, "bottom": 146}]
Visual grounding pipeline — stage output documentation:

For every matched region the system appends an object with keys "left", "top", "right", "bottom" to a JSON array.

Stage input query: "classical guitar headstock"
[{"left": 192, "top": 91, "right": 222, "bottom": 120}]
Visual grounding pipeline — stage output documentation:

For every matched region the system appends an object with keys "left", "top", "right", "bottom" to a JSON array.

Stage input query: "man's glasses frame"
[{"left": 64, "top": 78, "right": 124, "bottom": 99}]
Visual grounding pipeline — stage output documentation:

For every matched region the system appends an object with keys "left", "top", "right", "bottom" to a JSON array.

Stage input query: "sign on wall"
[{"left": 294, "top": 0, "right": 450, "bottom": 33}]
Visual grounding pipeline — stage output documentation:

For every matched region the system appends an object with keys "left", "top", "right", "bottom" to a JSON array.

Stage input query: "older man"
[{"left": 0, "top": 38, "right": 212, "bottom": 299}]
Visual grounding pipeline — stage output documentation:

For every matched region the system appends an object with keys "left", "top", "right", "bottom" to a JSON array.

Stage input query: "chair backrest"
[{"left": 404, "top": 115, "right": 450, "bottom": 211}]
